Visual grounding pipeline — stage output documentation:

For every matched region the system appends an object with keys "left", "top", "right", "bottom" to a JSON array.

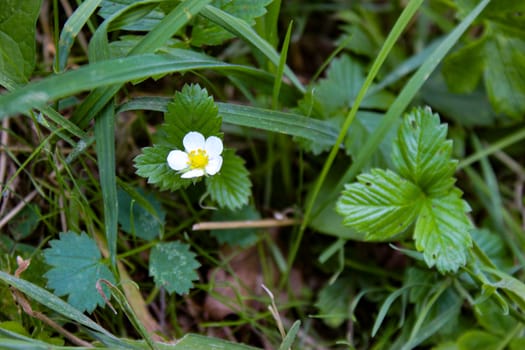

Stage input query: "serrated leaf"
[
  {"left": 134, "top": 145, "right": 192, "bottom": 191},
  {"left": 43, "top": 231, "right": 115, "bottom": 313},
  {"left": 414, "top": 189, "right": 473, "bottom": 273},
  {"left": 0, "top": 0, "right": 41, "bottom": 84},
  {"left": 157, "top": 84, "right": 222, "bottom": 149},
  {"left": 210, "top": 205, "right": 261, "bottom": 247},
  {"left": 149, "top": 241, "right": 200, "bottom": 295},
  {"left": 117, "top": 187, "right": 166, "bottom": 241},
  {"left": 206, "top": 149, "right": 252, "bottom": 210},
  {"left": 192, "top": 0, "right": 272, "bottom": 46},
  {"left": 336, "top": 168, "right": 423, "bottom": 240},
  {"left": 392, "top": 107, "right": 457, "bottom": 196}
]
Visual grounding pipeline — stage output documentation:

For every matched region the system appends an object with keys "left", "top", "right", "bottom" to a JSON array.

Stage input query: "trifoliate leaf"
[
  {"left": 149, "top": 241, "right": 200, "bottom": 295},
  {"left": 206, "top": 149, "right": 252, "bottom": 210},
  {"left": 336, "top": 168, "right": 423, "bottom": 240},
  {"left": 210, "top": 205, "right": 261, "bottom": 247},
  {"left": 414, "top": 189, "right": 473, "bottom": 273},
  {"left": 156, "top": 84, "right": 222, "bottom": 149},
  {"left": 191, "top": 0, "right": 273, "bottom": 46},
  {"left": 391, "top": 107, "right": 457, "bottom": 196},
  {"left": 134, "top": 145, "right": 192, "bottom": 191},
  {"left": 117, "top": 187, "right": 166, "bottom": 241},
  {"left": 43, "top": 231, "right": 115, "bottom": 313}
]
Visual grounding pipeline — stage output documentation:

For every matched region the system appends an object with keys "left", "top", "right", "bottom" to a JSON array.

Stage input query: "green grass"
[{"left": 1, "top": 0, "right": 525, "bottom": 349}]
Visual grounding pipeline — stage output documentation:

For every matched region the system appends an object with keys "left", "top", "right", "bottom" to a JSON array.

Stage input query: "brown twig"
[{"left": 192, "top": 218, "right": 299, "bottom": 231}]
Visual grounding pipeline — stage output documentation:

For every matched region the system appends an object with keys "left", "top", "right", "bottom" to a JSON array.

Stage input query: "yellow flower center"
[{"left": 187, "top": 149, "right": 209, "bottom": 169}]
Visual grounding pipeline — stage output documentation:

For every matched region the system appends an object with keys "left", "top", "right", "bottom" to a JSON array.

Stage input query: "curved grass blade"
[
  {"left": 116, "top": 97, "right": 338, "bottom": 143},
  {"left": 0, "top": 271, "right": 123, "bottom": 345},
  {"left": 200, "top": 5, "right": 305, "bottom": 93},
  {"left": 71, "top": 0, "right": 212, "bottom": 127},
  {"left": 56, "top": 0, "right": 102, "bottom": 71},
  {"left": 0, "top": 54, "right": 271, "bottom": 119}
]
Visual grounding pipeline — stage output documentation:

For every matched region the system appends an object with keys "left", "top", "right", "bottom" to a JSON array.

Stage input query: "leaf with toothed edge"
[
  {"left": 149, "top": 241, "right": 201, "bottom": 295},
  {"left": 336, "top": 168, "right": 424, "bottom": 240}
]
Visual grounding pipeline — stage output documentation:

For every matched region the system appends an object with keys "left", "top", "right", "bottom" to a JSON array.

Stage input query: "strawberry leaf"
[
  {"left": 392, "top": 107, "right": 457, "bottom": 196},
  {"left": 149, "top": 242, "right": 200, "bottom": 295},
  {"left": 336, "top": 168, "right": 423, "bottom": 240},
  {"left": 205, "top": 149, "right": 252, "bottom": 210},
  {"left": 43, "top": 231, "right": 115, "bottom": 313}
]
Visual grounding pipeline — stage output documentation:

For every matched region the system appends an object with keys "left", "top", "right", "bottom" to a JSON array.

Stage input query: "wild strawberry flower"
[{"left": 167, "top": 131, "right": 223, "bottom": 178}]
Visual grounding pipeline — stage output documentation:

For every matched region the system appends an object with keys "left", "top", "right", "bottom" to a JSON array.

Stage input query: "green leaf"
[
  {"left": 314, "top": 277, "right": 352, "bottom": 328},
  {"left": 336, "top": 168, "right": 423, "bottom": 240},
  {"left": 314, "top": 55, "right": 394, "bottom": 116},
  {"left": 414, "top": 189, "right": 473, "bottom": 273},
  {"left": 442, "top": 37, "right": 486, "bottom": 94},
  {"left": 117, "top": 187, "right": 166, "bottom": 241},
  {"left": 134, "top": 145, "right": 193, "bottom": 191},
  {"left": 210, "top": 205, "right": 261, "bottom": 247},
  {"left": 8, "top": 204, "right": 40, "bottom": 240},
  {"left": 278, "top": 320, "right": 301, "bottom": 350},
  {"left": 206, "top": 149, "right": 252, "bottom": 210},
  {"left": 157, "top": 84, "right": 222, "bottom": 149},
  {"left": 457, "top": 330, "right": 499, "bottom": 350},
  {"left": 43, "top": 231, "right": 116, "bottom": 313},
  {"left": 392, "top": 107, "right": 457, "bottom": 196},
  {"left": 475, "top": 298, "right": 517, "bottom": 336},
  {"left": 345, "top": 111, "right": 399, "bottom": 168},
  {"left": 483, "top": 33, "right": 525, "bottom": 119},
  {"left": 192, "top": 0, "right": 272, "bottom": 46},
  {"left": 483, "top": 267, "right": 525, "bottom": 312},
  {"left": 0, "top": 0, "right": 42, "bottom": 84},
  {"left": 149, "top": 241, "right": 201, "bottom": 295}
]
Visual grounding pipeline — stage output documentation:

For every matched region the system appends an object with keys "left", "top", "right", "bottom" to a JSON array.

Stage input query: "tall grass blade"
[
  {"left": 200, "top": 5, "right": 305, "bottom": 93},
  {"left": 56, "top": 0, "right": 102, "bottom": 71}
]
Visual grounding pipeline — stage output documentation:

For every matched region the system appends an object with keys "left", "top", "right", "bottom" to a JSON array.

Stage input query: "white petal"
[
  {"left": 183, "top": 131, "right": 205, "bottom": 152},
  {"left": 167, "top": 150, "right": 189, "bottom": 171},
  {"left": 205, "top": 136, "right": 223, "bottom": 157},
  {"left": 181, "top": 169, "right": 205, "bottom": 178},
  {"left": 205, "top": 156, "right": 223, "bottom": 175}
]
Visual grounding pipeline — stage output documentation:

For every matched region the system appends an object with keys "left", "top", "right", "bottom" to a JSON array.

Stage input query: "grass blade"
[
  {"left": 0, "top": 271, "right": 122, "bottom": 345},
  {"left": 71, "top": 0, "right": 212, "bottom": 127},
  {"left": 116, "top": 97, "right": 339, "bottom": 143},
  {"left": 94, "top": 103, "right": 118, "bottom": 268},
  {"left": 56, "top": 0, "right": 102, "bottom": 71},
  {"left": 200, "top": 5, "right": 305, "bottom": 93},
  {"left": 336, "top": 0, "right": 491, "bottom": 190},
  {"left": 0, "top": 54, "right": 271, "bottom": 120}
]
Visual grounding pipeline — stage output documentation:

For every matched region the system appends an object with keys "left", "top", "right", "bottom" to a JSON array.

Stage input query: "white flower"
[{"left": 167, "top": 131, "right": 223, "bottom": 178}]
